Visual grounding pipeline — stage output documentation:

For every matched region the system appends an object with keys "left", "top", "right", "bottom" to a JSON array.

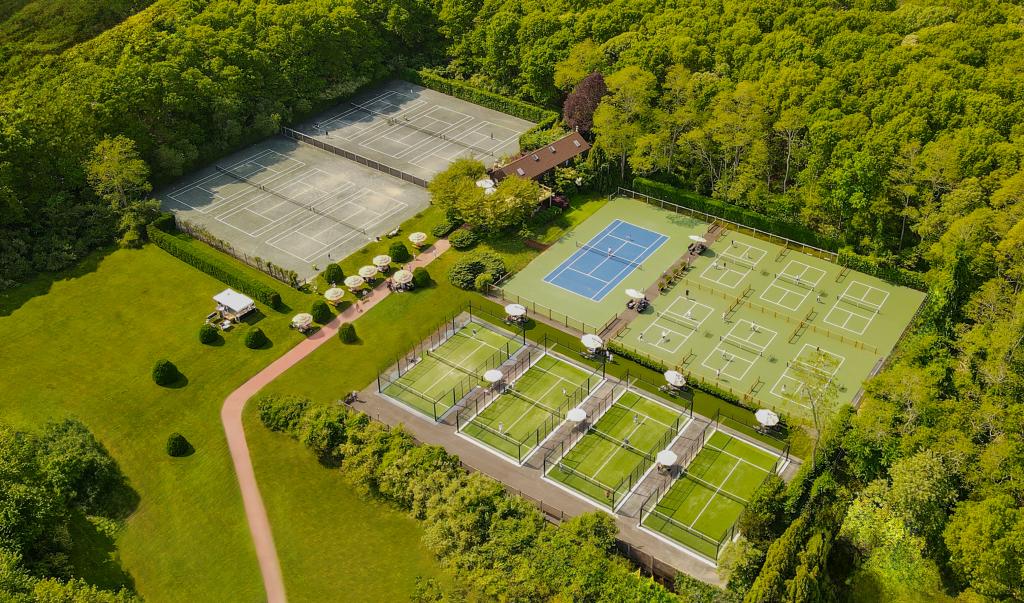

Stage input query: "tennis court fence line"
[
  {"left": 280, "top": 126, "right": 429, "bottom": 188},
  {"left": 485, "top": 284, "right": 621, "bottom": 337}
]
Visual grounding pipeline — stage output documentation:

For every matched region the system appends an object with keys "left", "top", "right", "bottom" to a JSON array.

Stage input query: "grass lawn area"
[{"left": 242, "top": 410, "right": 449, "bottom": 601}]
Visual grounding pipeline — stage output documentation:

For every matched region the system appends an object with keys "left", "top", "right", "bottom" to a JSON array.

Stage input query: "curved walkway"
[{"left": 221, "top": 240, "right": 450, "bottom": 603}]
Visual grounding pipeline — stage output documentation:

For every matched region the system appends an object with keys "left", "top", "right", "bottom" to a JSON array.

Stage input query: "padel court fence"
[
  {"left": 281, "top": 126, "right": 429, "bottom": 188},
  {"left": 485, "top": 284, "right": 621, "bottom": 337},
  {"left": 455, "top": 347, "right": 605, "bottom": 464}
]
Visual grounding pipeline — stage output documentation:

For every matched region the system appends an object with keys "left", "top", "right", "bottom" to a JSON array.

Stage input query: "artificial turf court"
[
  {"left": 380, "top": 321, "right": 522, "bottom": 420},
  {"left": 545, "top": 390, "right": 688, "bottom": 509},
  {"left": 458, "top": 354, "right": 599, "bottom": 463},
  {"left": 642, "top": 430, "right": 782, "bottom": 561}
]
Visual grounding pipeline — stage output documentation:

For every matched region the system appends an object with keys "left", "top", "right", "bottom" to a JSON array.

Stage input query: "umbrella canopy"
[
  {"left": 291, "top": 313, "right": 313, "bottom": 328},
  {"left": 755, "top": 409, "right": 780, "bottom": 427},
  {"left": 688, "top": 234, "right": 708, "bottom": 243},
  {"left": 372, "top": 254, "right": 392, "bottom": 268},
  {"left": 483, "top": 369, "right": 503, "bottom": 384},
  {"left": 344, "top": 275, "right": 365, "bottom": 289},
  {"left": 567, "top": 408, "right": 587, "bottom": 422},
  {"left": 358, "top": 265, "right": 378, "bottom": 279},
  {"left": 409, "top": 232, "right": 427, "bottom": 245},
  {"left": 392, "top": 269, "right": 413, "bottom": 285},
  {"left": 505, "top": 303, "right": 527, "bottom": 317},
  {"left": 664, "top": 370, "right": 686, "bottom": 387},
  {"left": 324, "top": 287, "right": 345, "bottom": 302},
  {"left": 625, "top": 288, "right": 645, "bottom": 300},
  {"left": 656, "top": 450, "right": 678, "bottom": 466},
  {"left": 581, "top": 334, "right": 603, "bottom": 350}
]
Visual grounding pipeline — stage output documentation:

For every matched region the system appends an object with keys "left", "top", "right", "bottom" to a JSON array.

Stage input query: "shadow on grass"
[
  {"left": 67, "top": 510, "right": 136, "bottom": 593},
  {"left": 162, "top": 373, "right": 190, "bottom": 389},
  {"left": 0, "top": 247, "right": 117, "bottom": 317}
]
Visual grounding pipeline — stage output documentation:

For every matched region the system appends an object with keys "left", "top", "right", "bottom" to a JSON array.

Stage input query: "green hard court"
[
  {"left": 462, "top": 354, "right": 597, "bottom": 462},
  {"left": 548, "top": 391, "right": 686, "bottom": 507},
  {"left": 643, "top": 430, "right": 780, "bottom": 560},
  {"left": 383, "top": 323, "right": 522, "bottom": 419}
]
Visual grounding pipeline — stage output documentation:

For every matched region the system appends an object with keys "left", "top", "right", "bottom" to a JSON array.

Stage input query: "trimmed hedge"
[
  {"left": 431, "top": 219, "right": 461, "bottom": 238},
  {"left": 448, "top": 228, "right": 477, "bottom": 250},
  {"left": 412, "top": 266, "right": 431, "bottom": 288},
  {"left": 198, "top": 323, "right": 218, "bottom": 344},
  {"left": 147, "top": 221, "right": 282, "bottom": 309},
  {"left": 310, "top": 299, "right": 333, "bottom": 324},
  {"left": 519, "top": 112, "right": 566, "bottom": 153},
  {"left": 244, "top": 327, "right": 268, "bottom": 349},
  {"left": 166, "top": 433, "right": 191, "bottom": 457},
  {"left": 152, "top": 359, "right": 179, "bottom": 386},
  {"left": 338, "top": 322, "right": 357, "bottom": 343},
  {"left": 389, "top": 241, "right": 412, "bottom": 263},
  {"left": 401, "top": 68, "right": 557, "bottom": 124},
  {"left": 837, "top": 249, "right": 927, "bottom": 291}
]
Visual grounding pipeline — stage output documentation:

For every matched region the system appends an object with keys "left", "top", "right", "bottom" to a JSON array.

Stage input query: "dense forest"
[{"left": 1, "top": 0, "right": 1023, "bottom": 600}]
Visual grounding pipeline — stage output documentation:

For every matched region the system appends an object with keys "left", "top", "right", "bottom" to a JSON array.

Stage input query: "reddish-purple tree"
[{"left": 563, "top": 72, "right": 607, "bottom": 134}]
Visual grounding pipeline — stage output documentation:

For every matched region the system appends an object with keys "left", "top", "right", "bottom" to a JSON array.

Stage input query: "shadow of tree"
[{"left": 0, "top": 247, "right": 117, "bottom": 317}]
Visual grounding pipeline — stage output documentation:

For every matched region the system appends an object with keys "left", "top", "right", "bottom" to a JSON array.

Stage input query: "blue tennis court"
[{"left": 544, "top": 220, "right": 668, "bottom": 301}]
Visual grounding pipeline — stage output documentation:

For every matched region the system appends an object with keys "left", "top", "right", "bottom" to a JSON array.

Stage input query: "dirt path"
[{"left": 221, "top": 240, "right": 450, "bottom": 603}]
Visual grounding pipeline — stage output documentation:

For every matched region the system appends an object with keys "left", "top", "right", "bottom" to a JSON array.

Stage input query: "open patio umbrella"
[
  {"left": 358, "top": 265, "right": 378, "bottom": 279},
  {"left": 409, "top": 232, "right": 427, "bottom": 246},
  {"left": 392, "top": 269, "right": 413, "bottom": 285},
  {"left": 656, "top": 450, "right": 678, "bottom": 466},
  {"left": 483, "top": 369, "right": 503, "bottom": 384},
  {"left": 688, "top": 234, "right": 707, "bottom": 243},
  {"left": 625, "top": 288, "right": 645, "bottom": 300},
  {"left": 505, "top": 303, "right": 527, "bottom": 317},
  {"left": 755, "top": 409, "right": 780, "bottom": 428},
  {"left": 324, "top": 287, "right": 345, "bottom": 304},
  {"left": 344, "top": 275, "right": 365, "bottom": 289},
  {"left": 567, "top": 408, "right": 587, "bottom": 423},
  {"left": 372, "top": 254, "right": 392, "bottom": 268},
  {"left": 664, "top": 370, "right": 686, "bottom": 388},
  {"left": 581, "top": 334, "right": 603, "bottom": 350},
  {"left": 291, "top": 313, "right": 313, "bottom": 329}
]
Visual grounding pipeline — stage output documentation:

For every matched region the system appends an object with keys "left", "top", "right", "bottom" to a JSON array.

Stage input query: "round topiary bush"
[
  {"left": 166, "top": 433, "right": 191, "bottom": 457},
  {"left": 412, "top": 266, "right": 431, "bottom": 288},
  {"left": 310, "top": 299, "right": 333, "bottom": 324},
  {"left": 389, "top": 241, "right": 412, "bottom": 263},
  {"left": 474, "top": 272, "right": 494, "bottom": 292},
  {"left": 152, "top": 359, "right": 179, "bottom": 386},
  {"left": 338, "top": 322, "right": 357, "bottom": 344},
  {"left": 199, "top": 323, "right": 218, "bottom": 345},
  {"left": 322, "top": 263, "right": 344, "bottom": 285},
  {"left": 245, "top": 327, "right": 268, "bottom": 349},
  {"left": 448, "top": 228, "right": 477, "bottom": 250},
  {"left": 431, "top": 219, "right": 459, "bottom": 238}
]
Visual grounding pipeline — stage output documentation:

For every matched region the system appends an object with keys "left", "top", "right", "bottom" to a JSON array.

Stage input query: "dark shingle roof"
[{"left": 490, "top": 131, "right": 591, "bottom": 181}]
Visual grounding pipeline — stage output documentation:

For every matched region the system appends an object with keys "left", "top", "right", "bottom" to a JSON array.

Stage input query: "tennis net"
[
  {"left": 657, "top": 310, "right": 700, "bottom": 332},
  {"left": 591, "top": 429, "right": 655, "bottom": 463},
  {"left": 427, "top": 350, "right": 476, "bottom": 377},
  {"left": 721, "top": 334, "right": 764, "bottom": 356},
  {"left": 776, "top": 271, "right": 814, "bottom": 291},
  {"left": 506, "top": 388, "right": 564, "bottom": 418},
  {"left": 685, "top": 473, "right": 748, "bottom": 506},
  {"left": 720, "top": 253, "right": 757, "bottom": 271},
  {"left": 575, "top": 242, "right": 644, "bottom": 270},
  {"left": 554, "top": 461, "right": 618, "bottom": 500},
  {"left": 348, "top": 102, "right": 497, "bottom": 157},
  {"left": 839, "top": 294, "right": 881, "bottom": 313},
  {"left": 466, "top": 418, "right": 524, "bottom": 447},
  {"left": 216, "top": 165, "right": 368, "bottom": 235},
  {"left": 645, "top": 507, "right": 721, "bottom": 547}
]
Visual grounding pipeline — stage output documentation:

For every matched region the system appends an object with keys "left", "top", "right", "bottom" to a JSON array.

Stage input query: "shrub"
[
  {"left": 257, "top": 394, "right": 310, "bottom": 432},
  {"left": 166, "top": 433, "right": 191, "bottom": 457},
  {"left": 322, "top": 263, "right": 344, "bottom": 285},
  {"left": 152, "top": 359, "right": 179, "bottom": 386},
  {"left": 447, "top": 251, "right": 507, "bottom": 290},
  {"left": 389, "top": 241, "right": 412, "bottom": 263},
  {"left": 530, "top": 206, "right": 562, "bottom": 225},
  {"left": 401, "top": 67, "right": 556, "bottom": 123},
  {"left": 431, "top": 219, "right": 460, "bottom": 238},
  {"left": 199, "top": 323, "right": 218, "bottom": 344},
  {"left": 474, "top": 272, "right": 494, "bottom": 292},
  {"left": 448, "top": 229, "right": 477, "bottom": 249},
  {"left": 245, "top": 327, "right": 268, "bottom": 349},
  {"left": 338, "top": 322, "right": 357, "bottom": 343},
  {"left": 412, "top": 267, "right": 431, "bottom": 288},
  {"left": 310, "top": 299, "right": 333, "bottom": 324}
]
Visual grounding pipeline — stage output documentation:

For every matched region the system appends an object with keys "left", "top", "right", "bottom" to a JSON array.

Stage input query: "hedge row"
[
  {"left": 518, "top": 112, "right": 565, "bottom": 152},
  {"left": 836, "top": 249, "right": 927, "bottom": 291},
  {"left": 146, "top": 223, "right": 282, "bottom": 309},
  {"left": 401, "top": 68, "right": 558, "bottom": 125}
]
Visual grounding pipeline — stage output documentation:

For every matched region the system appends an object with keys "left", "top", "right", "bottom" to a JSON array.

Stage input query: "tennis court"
[
  {"left": 293, "top": 80, "right": 534, "bottom": 181},
  {"left": 545, "top": 391, "right": 688, "bottom": 509},
  {"left": 642, "top": 430, "right": 781, "bottom": 560},
  {"left": 380, "top": 322, "right": 522, "bottom": 420},
  {"left": 543, "top": 219, "right": 668, "bottom": 301},
  {"left": 458, "top": 354, "right": 600, "bottom": 463}
]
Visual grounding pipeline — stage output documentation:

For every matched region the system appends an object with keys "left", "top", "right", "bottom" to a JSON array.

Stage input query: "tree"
[
  {"left": 151, "top": 359, "right": 179, "bottom": 386},
  {"left": 244, "top": 327, "right": 268, "bottom": 349},
  {"left": 199, "top": 323, "right": 218, "bottom": 344},
  {"left": 310, "top": 299, "right": 333, "bottom": 324},
  {"left": 338, "top": 322, "right": 357, "bottom": 343},
  {"left": 553, "top": 40, "right": 604, "bottom": 91},
  {"left": 166, "top": 433, "right": 191, "bottom": 457},
  {"left": 785, "top": 349, "right": 840, "bottom": 466},
  {"left": 945, "top": 495, "right": 1024, "bottom": 600},
  {"left": 428, "top": 158, "right": 487, "bottom": 220},
  {"left": 323, "top": 263, "right": 344, "bottom": 285},
  {"left": 412, "top": 267, "right": 431, "bottom": 288},
  {"left": 592, "top": 66, "right": 657, "bottom": 179},
  {"left": 563, "top": 73, "right": 607, "bottom": 134},
  {"left": 389, "top": 241, "right": 412, "bottom": 263},
  {"left": 84, "top": 136, "right": 156, "bottom": 247}
]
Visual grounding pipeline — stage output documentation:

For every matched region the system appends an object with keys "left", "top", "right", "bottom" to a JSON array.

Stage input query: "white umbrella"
[
  {"left": 344, "top": 275, "right": 365, "bottom": 289},
  {"left": 392, "top": 269, "right": 413, "bottom": 285},
  {"left": 372, "top": 254, "right": 392, "bottom": 268},
  {"left": 291, "top": 313, "right": 313, "bottom": 329},
  {"left": 358, "top": 265, "right": 378, "bottom": 279},
  {"left": 755, "top": 409, "right": 780, "bottom": 427},
  {"left": 625, "top": 288, "right": 645, "bottom": 300},
  {"left": 324, "top": 287, "right": 345, "bottom": 303},
  {"left": 409, "top": 232, "right": 427, "bottom": 246},
  {"left": 664, "top": 370, "right": 686, "bottom": 387},
  {"left": 483, "top": 369, "right": 503, "bottom": 384},
  {"left": 505, "top": 303, "right": 527, "bottom": 317},
  {"left": 581, "top": 334, "right": 603, "bottom": 350},
  {"left": 567, "top": 408, "right": 587, "bottom": 422},
  {"left": 656, "top": 450, "right": 678, "bottom": 466},
  {"left": 689, "top": 234, "right": 707, "bottom": 243}
]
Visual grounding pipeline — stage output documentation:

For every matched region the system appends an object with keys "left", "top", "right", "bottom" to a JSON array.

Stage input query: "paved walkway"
[{"left": 221, "top": 241, "right": 450, "bottom": 603}]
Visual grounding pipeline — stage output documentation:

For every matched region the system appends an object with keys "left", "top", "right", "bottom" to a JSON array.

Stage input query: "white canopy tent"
[{"left": 213, "top": 289, "right": 255, "bottom": 320}]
